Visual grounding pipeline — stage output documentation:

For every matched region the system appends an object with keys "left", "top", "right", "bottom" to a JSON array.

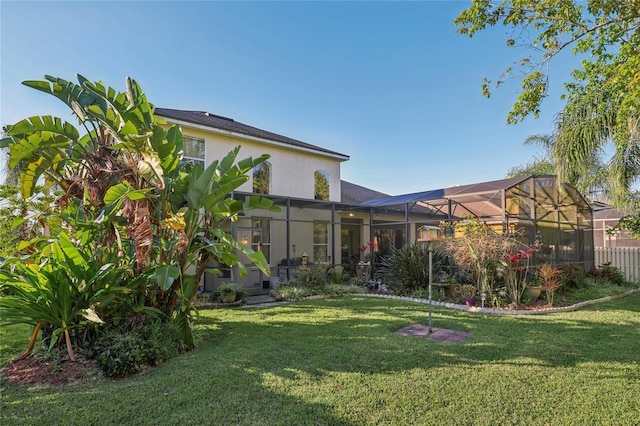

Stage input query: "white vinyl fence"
[{"left": 594, "top": 247, "right": 640, "bottom": 282}]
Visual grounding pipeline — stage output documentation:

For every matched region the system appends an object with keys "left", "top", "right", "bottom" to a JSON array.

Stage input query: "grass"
[{"left": 2, "top": 294, "right": 640, "bottom": 425}]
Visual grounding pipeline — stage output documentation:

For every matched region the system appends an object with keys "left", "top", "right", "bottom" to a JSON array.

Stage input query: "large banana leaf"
[
  {"left": 153, "top": 263, "right": 181, "bottom": 291},
  {"left": 8, "top": 116, "right": 79, "bottom": 141},
  {"left": 23, "top": 75, "right": 98, "bottom": 111},
  {"left": 103, "top": 182, "right": 149, "bottom": 205},
  {"left": 149, "top": 124, "right": 183, "bottom": 175}
]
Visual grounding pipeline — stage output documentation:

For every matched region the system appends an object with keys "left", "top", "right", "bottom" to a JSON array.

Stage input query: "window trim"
[{"left": 183, "top": 135, "right": 206, "bottom": 167}]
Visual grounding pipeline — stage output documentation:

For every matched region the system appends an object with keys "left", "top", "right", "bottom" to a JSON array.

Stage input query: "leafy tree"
[
  {"left": 456, "top": 1, "right": 640, "bottom": 204},
  {"left": 1, "top": 75, "right": 279, "bottom": 353},
  {"left": 612, "top": 193, "right": 640, "bottom": 238}
]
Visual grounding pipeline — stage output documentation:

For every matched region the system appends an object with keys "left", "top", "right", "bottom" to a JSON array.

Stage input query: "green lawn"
[{"left": 2, "top": 295, "right": 640, "bottom": 425}]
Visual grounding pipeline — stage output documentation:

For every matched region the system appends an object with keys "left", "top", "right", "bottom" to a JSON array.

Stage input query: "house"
[
  {"left": 156, "top": 108, "right": 596, "bottom": 294},
  {"left": 592, "top": 201, "right": 640, "bottom": 247},
  {"left": 155, "top": 108, "right": 386, "bottom": 294}
]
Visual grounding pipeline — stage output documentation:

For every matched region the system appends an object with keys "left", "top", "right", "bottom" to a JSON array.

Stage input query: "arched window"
[
  {"left": 314, "top": 170, "right": 330, "bottom": 200},
  {"left": 253, "top": 162, "right": 271, "bottom": 194}
]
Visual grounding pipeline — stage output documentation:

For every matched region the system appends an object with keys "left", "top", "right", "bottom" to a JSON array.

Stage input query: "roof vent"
[{"left": 204, "top": 111, "right": 234, "bottom": 122}]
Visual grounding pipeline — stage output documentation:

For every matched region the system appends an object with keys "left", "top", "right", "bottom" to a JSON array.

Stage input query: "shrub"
[
  {"left": 558, "top": 263, "right": 588, "bottom": 290},
  {"left": 271, "top": 281, "right": 314, "bottom": 300},
  {"left": 328, "top": 267, "right": 349, "bottom": 284},
  {"left": 87, "top": 313, "right": 184, "bottom": 378},
  {"left": 296, "top": 265, "right": 330, "bottom": 289},
  {"left": 589, "top": 262, "right": 627, "bottom": 285},
  {"left": 537, "top": 263, "right": 563, "bottom": 306},
  {"left": 271, "top": 280, "right": 364, "bottom": 301},
  {"left": 323, "top": 284, "right": 364, "bottom": 296},
  {"left": 376, "top": 244, "right": 445, "bottom": 294},
  {"left": 439, "top": 218, "right": 522, "bottom": 295}
]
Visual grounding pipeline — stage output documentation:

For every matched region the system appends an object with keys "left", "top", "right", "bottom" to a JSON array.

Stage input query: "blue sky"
[{"left": 1, "top": 1, "right": 581, "bottom": 195}]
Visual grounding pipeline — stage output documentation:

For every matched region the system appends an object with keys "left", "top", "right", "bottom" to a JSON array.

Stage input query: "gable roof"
[
  {"left": 592, "top": 201, "right": 626, "bottom": 220},
  {"left": 155, "top": 107, "right": 349, "bottom": 161},
  {"left": 341, "top": 180, "right": 388, "bottom": 205}
]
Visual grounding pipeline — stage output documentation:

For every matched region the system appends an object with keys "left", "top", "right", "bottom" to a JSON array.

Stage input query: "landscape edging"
[{"left": 352, "top": 287, "right": 640, "bottom": 315}]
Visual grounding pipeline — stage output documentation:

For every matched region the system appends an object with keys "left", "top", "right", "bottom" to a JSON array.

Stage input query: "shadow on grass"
[
  {"left": 2, "top": 293, "right": 639, "bottom": 425},
  {"left": 201, "top": 293, "right": 640, "bottom": 375}
]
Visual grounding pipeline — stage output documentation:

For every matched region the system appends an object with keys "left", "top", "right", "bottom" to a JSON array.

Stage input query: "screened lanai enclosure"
[{"left": 203, "top": 175, "right": 594, "bottom": 295}]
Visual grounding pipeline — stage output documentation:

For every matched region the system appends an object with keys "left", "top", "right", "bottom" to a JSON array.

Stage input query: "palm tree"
[
  {"left": 510, "top": 131, "right": 610, "bottom": 201},
  {"left": 551, "top": 81, "right": 639, "bottom": 207}
]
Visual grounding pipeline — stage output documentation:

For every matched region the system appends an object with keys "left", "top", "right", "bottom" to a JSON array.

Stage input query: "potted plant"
[
  {"left": 526, "top": 281, "right": 543, "bottom": 301},
  {"left": 218, "top": 283, "right": 243, "bottom": 304}
]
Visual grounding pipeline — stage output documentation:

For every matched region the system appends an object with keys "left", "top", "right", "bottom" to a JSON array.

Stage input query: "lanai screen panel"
[
  {"left": 526, "top": 177, "right": 594, "bottom": 266},
  {"left": 371, "top": 203, "right": 443, "bottom": 258},
  {"left": 363, "top": 175, "right": 594, "bottom": 268}
]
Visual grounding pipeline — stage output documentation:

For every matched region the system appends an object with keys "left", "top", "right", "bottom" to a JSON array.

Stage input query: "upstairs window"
[
  {"left": 314, "top": 170, "right": 330, "bottom": 200},
  {"left": 183, "top": 136, "right": 205, "bottom": 168},
  {"left": 253, "top": 162, "right": 271, "bottom": 194}
]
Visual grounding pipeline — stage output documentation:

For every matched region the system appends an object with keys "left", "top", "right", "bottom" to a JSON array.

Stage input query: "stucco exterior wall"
[
  {"left": 176, "top": 124, "right": 343, "bottom": 202},
  {"left": 162, "top": 117, "right": 353, "bottom": 294}
]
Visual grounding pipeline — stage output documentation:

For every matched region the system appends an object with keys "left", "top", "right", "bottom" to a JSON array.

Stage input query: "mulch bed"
[{"left": 1, "top": 352, "right": 102, "bottom": 387}]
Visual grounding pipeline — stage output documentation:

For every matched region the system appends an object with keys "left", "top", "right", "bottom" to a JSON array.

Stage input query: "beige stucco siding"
[{"left": 177, "top": 124, "right": 343, "bottom": 202}]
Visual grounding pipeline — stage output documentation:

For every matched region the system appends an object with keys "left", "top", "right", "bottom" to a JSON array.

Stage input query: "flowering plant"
[
  {"left": 360, "top": 241, "right": 375, "bottom": 262},
  {"left": 502, "top": 248, "right": 535, "bottom": 308},
  {"left": 356, "top": 241, "right": 375, "bottom": 285}
]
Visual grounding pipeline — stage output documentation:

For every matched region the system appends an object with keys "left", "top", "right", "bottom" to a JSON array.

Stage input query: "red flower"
[
  {"left": 508, "top": 248, "right": 536, "bottom": 264},
  {"left": 520, "top": 248, "right": 536, "bottom": 258},
  {"left": 361, "top": 241, "right": 375, "bottom": 251}
]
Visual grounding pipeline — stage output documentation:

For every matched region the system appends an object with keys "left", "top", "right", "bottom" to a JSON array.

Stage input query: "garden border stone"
[{"left": 354, "top": 287, "right": 640, "bottom": 315}]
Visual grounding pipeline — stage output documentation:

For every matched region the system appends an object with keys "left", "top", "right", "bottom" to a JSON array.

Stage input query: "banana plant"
[
  {"left": 151, "top": 148, "right": 280, "bottom": 346},
  {"left": 2, "top": 74, "right": 280, "bottom": 350}
]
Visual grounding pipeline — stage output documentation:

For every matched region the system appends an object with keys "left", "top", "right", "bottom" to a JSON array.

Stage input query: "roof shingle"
[{"left": 155, "top": 107, "right": 349, "bottom": 160}]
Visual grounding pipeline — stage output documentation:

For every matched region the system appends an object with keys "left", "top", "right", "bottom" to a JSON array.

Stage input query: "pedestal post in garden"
[
  {"left": 428, "top": 240, "right": 433, "bottom": 333},
  {"left": 417, "top": 225, "right": 442, "bottom": 334}
]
